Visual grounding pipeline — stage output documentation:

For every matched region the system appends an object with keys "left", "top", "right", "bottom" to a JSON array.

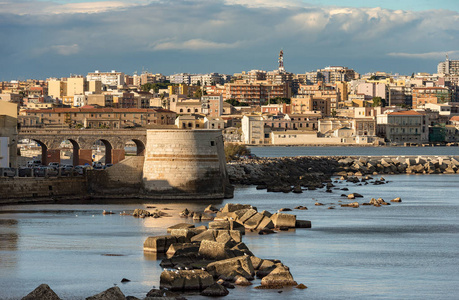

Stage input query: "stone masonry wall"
[
  {"left": 0, "top": 177, "right": 87, "bottom": 204},
  {"left": 87, "top": 156, "right": 145, "bottom": 195},
  {"left": 143, "top": 130, "right": 231, "bottom": 199}
]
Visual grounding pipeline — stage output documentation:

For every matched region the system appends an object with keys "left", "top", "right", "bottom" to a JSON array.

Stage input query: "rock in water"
[
  {"left": 201, "top": 283, "right": 229, "bottom": 297},
  {"left": 21, "top": 284, "right": 61, "bottom": 300},
  {"left": 260, "top": 264, "right": 297, "bottom": 288},
  {"left": 86, "top": 286, "right": 125, "bottom": 300}
]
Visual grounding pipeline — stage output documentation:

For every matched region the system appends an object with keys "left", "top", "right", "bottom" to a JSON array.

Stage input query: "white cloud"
[
  {"left": 224, "top": 0, "right": 302, "bottom": 9},
  {"left": 152, "top": 39, "right": 241, "bottom": 51},
  {"left": 51, "top": 44, "right": 80, "bottom": 55},
  {"left": 1, "top": 0, "right": 459, "bottom": 77},
  {"left": 387, "top": 51, "right": 459, "bottom": 59},
  {"left": 0, "top": 0, "right": 137, "bottom": 15}
]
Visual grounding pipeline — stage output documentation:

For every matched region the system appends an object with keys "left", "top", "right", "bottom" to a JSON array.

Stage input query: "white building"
[
  {"left": 87, "top": 70, "right": 125, "bottom": 86},
  {"left": 241, "top": 115, "right": 265, "bottom": 144}
]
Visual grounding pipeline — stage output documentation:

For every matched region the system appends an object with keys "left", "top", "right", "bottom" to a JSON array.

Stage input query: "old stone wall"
[
  {"left": 0, "top": 177, "right": 87, "bottom": 204},
  {"left": 143, "top": 130, "right": 232, "bottom": 199},
  {"left": 87, "top": 156, "right": 144, "bottom": 194}
]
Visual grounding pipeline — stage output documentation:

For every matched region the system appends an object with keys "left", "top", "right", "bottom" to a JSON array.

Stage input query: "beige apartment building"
[
  {"left": 291, "top": 95, "right": 331, "bottom": 116},
  {"left": 19, "top": 107, "right": 176, "bottom": 129},
  {"left": 376, "top": 110, "right": 428, "bottom": 144}
]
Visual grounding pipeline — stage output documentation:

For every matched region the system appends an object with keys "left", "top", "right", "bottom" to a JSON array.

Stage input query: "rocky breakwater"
[
  {"left": 227, "top": 157, "right": 339, "bottom": 192},
  {"left": 335, "top": 155, "right": 459, "bottom": 176},
  {"left": 142, "top": 203, "right": 310, "bottom": 298}
]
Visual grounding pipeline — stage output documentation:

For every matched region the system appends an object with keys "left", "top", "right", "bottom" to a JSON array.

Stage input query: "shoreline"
[{"left": 247, "top": 143, "right": 459, "bottom": 148}]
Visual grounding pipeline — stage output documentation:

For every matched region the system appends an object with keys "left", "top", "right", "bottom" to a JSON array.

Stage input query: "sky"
[{"left": 1, "top": 0, "right": 458, "bottom": 81}]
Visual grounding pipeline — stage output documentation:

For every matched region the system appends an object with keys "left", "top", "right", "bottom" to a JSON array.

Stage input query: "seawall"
[
  {"left": 227, "top": 155, "right": 459, "bottom": 187},
  {"left": 0, "top": 177, "right": 87, "bottom": 205}
]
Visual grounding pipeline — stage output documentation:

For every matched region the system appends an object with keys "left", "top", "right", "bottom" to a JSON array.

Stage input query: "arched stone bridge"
[{"left": 18, "top": 128, "right": 147, "bottom": 166}]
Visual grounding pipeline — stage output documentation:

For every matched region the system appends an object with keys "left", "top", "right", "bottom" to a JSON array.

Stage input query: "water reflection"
[{"left": 0, "top": 219, "right": 19, "bottom": 271}]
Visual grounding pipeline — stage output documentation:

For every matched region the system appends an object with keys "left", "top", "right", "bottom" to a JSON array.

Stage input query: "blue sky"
[{"left": 1, "top": 0, "right": 458, "bottom": 80}]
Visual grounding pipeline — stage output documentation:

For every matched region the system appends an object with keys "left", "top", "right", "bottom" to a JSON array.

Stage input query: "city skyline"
[{"left": 1, "top": 0, "right": 458, "bottom": 80}]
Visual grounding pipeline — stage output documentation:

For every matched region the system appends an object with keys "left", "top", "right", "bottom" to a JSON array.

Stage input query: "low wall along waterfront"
[{"left": 0, "top": 177, "right": 87, "bottom": 204}]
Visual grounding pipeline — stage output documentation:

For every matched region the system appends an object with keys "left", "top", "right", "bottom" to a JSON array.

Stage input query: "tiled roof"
[
  {"left": 387, "top": 110, "right": 423, "bottom": 116},
  {"left": 22, "top": 107, "right": 175, "bottom": 113}
]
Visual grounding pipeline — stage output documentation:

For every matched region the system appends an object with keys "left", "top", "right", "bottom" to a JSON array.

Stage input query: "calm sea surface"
[{"left": 1, "top": 150, "right": 459, "bottom": 299}]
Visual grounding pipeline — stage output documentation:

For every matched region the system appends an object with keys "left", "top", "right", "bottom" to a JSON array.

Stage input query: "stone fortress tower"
[{"left": 142, "top": 129, "right": 233, "bottom": 199}]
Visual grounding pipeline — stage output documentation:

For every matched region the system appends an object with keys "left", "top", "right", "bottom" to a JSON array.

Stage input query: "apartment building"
[
  {"left": 87, "top": 70, "right": 125, "bottom": 86},
  {"left": 48, "top": 79, "right": 67, "bottom": 99},
  {"left": 437, "top": 57, "right": 459, "bottom": 75},
  {"left": 224, "top": 82, "right": 289, "bottom": 104},
  {"left": 376, "top": 110, "right": 428, "bottom": 144},
  {"left": 19, "top": 107, "right": 176, "bottom": 129},
  {"left": 201, "top": 94, "right": 223, "bottom": 117},
  {"left": 412, "top": 87, "right": 452, "bottom": 108},
  {"left": 291, "top": 95, "right": 331, "bottom": 116}
]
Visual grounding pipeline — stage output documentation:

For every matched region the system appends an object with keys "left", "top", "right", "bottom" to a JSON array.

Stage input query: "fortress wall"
[
  {"left": 142, "top": 129, "right": 231, "bottom": 199},
  {"left": 87, "top": 156, "right": 145, "bottom": 194}
]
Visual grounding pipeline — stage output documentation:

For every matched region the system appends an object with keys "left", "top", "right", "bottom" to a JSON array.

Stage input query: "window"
[{"left": 210, "top": 141, "right": 215, "bottom": 146}]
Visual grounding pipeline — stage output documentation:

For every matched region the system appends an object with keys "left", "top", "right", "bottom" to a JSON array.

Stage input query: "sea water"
[{"left": 1, "top": 174, "right": 458, "bottom": 299}]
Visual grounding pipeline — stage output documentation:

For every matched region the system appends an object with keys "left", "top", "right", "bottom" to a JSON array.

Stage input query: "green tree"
[
  {"left": 269, "top": 97, "right": 291, "bottom": 104},
  {"left": 225, "top": 99, "right": 249, "bottom": 106},
  {"left": 372, "top": 97, "right": 386, "bottom": 107},
  {"left": 331, "top": 109, "right": 337, "bottom": 118},
  {"left": 194, "top": 88, "right": 203, "bottom": 98},
  {"left": 224, "top": 143, "right": 251, "bottom": 161}
]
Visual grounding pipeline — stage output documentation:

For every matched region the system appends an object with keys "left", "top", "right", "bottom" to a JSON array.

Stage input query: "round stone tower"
[{"left": 142, "top": 129, "right": 233, "bottom": 199}]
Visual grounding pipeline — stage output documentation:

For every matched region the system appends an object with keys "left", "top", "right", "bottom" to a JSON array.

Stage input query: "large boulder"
[
  {"left": 166, "top": 243, "right": 200, "bottom": 256},
  {"left": 170, "top": 229, "right": 200, "bottom": 241},
  {"left": 256, "top": 216, "right": 275, "bottom": 230},
  {"left": 190, "top": 230, "right": 217, "bottom": 242},
  {"left": 260, "top": 264, "right": 297, "bottom": 288},
  {"left": 200, "top": 283, "right": 229, "bottom": 297},
  {"left": 160, "top": 270, "right": 214, "bottom": 291},
  {"left": 242, "top": 212, "right": 265, "bottom": 229},
  {"left": 295, "top": 220, "right": 311, "bottom": 228},
  {"left": 199, "top": 240, "right": 234, "bottom": 260},
  {"left": 167, "top": 223, "right": 195, "bottom": 233},
  {"left": 86, "top": 287, "right": 125, "bottom": 300},
  {"left": 238, "top": 209, "right": 258, "bottom": 224},
  {"left": 22, "top": 284, "right": 61, "bottom": 300},
  {"left": 144, "top": 235, "right": 186, "bottom": 253},
  {"left": 206, "top": 256, "right": 255, "bottom": 281},
  {"left": 209, "top": 220, "right": 231, "bottom": 230},
  {"left": 132, "top": 209, "right": 151, "bottom": 217},
  {"left": 270, "top": 213, "right": 296, "bottom": 228},
  {"left": 221, "top": 203, "right": 255, "bottom": 213}
]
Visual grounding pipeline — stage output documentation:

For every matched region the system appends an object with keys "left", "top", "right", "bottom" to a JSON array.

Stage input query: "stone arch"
[
  {"left": 93, "top": 139, "right": 113, "bottom": 164},
  {"left": 58, "top": 139, "right": 80, "bottom": 166},
  {"left": 32, "top": 139, "right": 47, "bottom": 166},
  {"left": 127, "top": 139, "right": 146, "bottom": 156}
]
